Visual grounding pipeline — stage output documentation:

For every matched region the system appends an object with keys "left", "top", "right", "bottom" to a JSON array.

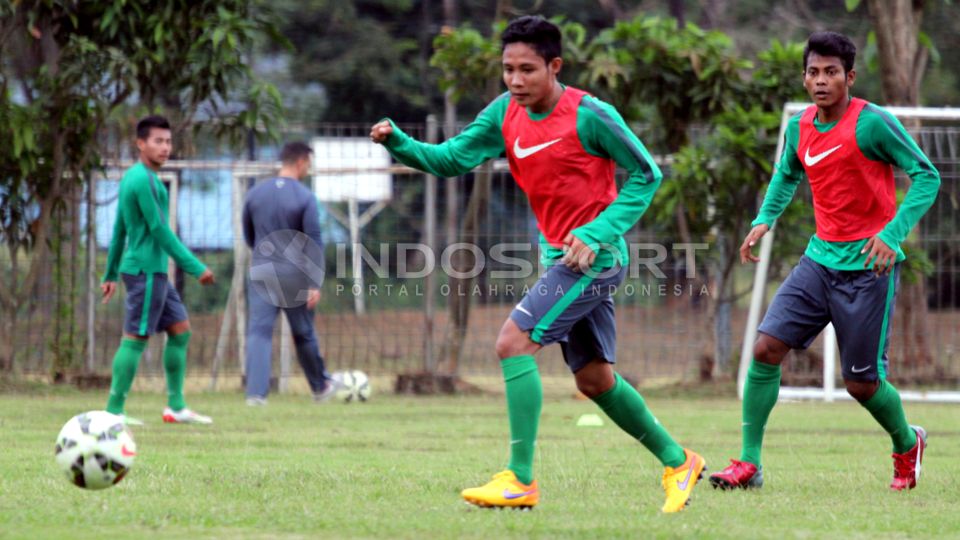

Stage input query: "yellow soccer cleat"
[
  {"left": 461, "top": 470, "right": 539, "bottom": 509},
  {"left": 661, "top": 449, "right": 707, "bottom": 513}
]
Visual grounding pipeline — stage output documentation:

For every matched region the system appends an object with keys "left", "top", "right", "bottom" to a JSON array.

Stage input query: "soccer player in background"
[
  {"left": 101, "top": 115, "right": 215, "bottom": 425},
  {"left": 710, "top": 32, "right": 940, "bottom": 491},
  {"left": 370, "top": 15, "right": 705, "bottom": 512},
  {"left": 241, "top": 141, "right": 336, "bottom": 405}
]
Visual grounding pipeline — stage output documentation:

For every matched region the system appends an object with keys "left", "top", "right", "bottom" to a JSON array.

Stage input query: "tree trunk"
[
  {"left": 865, "top": 0, "right": 934, "bottom": 376},
  {"left": 668, "top": 0, "right": 686, "bottom": 26},
  {"left": 441, "top": 163, "right": 492, "bottom": 374},
  {"left": 865, "top": 0, "right": 927, "bottom": 106},
  {"left": 0, "top": 304, "right": 14, "bottom": 373},
  {"left": 711, "top": 233, "right": 733, "bottom": 378}
]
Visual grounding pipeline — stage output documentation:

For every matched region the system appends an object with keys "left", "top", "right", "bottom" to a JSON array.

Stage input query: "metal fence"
[{"left": 3, "top": 121, "right": 959, "bottom": 391}]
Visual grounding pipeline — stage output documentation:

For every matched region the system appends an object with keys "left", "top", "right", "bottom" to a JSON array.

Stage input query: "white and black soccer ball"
[
  {"left": 55, "top": 411, "right": 136, "bottom": 490},
  {"left": 331, "top": 370, "right": 371, "bottom": 403}
]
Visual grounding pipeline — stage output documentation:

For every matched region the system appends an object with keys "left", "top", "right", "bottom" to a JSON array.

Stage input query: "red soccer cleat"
[
  {"left": 891, "top": 426, "right": 927, "bottom": 491},
  {"left": 709, "top": 459, "right": 764, "bottom": 490}
]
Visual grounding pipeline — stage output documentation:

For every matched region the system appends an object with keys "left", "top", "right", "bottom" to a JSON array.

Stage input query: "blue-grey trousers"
[{"left": 245, "top": 285, "right": 329, "bottom": 398}]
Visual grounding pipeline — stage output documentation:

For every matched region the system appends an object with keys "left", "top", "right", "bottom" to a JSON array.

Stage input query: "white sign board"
[{"left": 311, "top": 137, "right": 392, "bottom": 202}]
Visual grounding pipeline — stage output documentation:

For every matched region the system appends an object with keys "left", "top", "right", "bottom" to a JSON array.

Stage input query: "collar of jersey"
[{"left": 524, "top": 83, "right": 566, "bottom": 121}]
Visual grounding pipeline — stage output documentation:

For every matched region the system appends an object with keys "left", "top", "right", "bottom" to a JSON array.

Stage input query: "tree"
[
  {"left": 649, "top": 39, "right": 810, "bottom": 377},
  {"left": 857, "top": 0, "right": 929, "bottom": 106},
  {"left": 582, "top": 17, "right": 796, "bottom": 376},
  {"left": 0, "top": 1, "right": 285, "bottom": 373},
  {"left": 848, "top": 0, "right": 940, "bottom": 375}
]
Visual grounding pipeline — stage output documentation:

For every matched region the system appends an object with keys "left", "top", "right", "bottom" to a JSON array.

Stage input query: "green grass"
[{"left": 1, "top": 385, "right": 957, "bottom": 539}]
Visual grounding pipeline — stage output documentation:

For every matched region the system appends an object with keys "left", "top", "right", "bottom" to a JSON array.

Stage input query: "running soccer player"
[
  {"left": 101, "top": 115, "right": 216, "bottom": 425},
  {"left": 710, "top": 32, "right": 940, "bottom": 491},
  {"left": 370, "top": 16, "right": 705, "bottom": 512}
]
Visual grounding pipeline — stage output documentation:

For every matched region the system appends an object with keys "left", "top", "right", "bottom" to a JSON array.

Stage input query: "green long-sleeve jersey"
[
  {"left": 382, "top": 89, "right": 663, "bottom": 267},
  {"left": 754, "top": 102, "right": 940, "bottom": 270},
  {"left": 103, "top": 162, "right": 206, "bottom": 282}
]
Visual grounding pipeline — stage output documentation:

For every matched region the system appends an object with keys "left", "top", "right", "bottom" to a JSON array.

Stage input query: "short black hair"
[
  {"left": 279, "top": 141, "right": 313, "bottom": 165},
  {"left": 136, "top": 115, "right": 171, "bottom": 140},
  {"left": 501, "top": 16, "right": 562, "bottom": 64},
  {"left": 803, "top": 31, "right": 856, "bottom": 72}
]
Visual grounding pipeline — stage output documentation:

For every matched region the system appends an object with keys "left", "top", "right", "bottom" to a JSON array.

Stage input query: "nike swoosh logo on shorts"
[
  {"left": 851, "top": 364, "right": 871, "bottom": 373},
  {"left": 676, "top": 457, "right": 698, "bottom": 490},
  {"left": 513, "top": 137, "right": 562, "bottom": 159},
  {"left": 804, "top": 144, "right": 843, "bottom": 166},
  {"left": 515, "top": 304, "right": 533, "bottom": 318},
  {"left": 503, "top": 488, "right": 537, "bottom": 500}
]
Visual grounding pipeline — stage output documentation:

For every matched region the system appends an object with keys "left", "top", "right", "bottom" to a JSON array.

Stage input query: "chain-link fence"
[{"left": 3, "top": 120, "right": 959, "bottom": 391}]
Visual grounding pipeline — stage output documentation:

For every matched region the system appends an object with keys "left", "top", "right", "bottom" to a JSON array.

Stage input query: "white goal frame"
[{"left": 738, "top": 102, "right": 960, "bottom": 403}]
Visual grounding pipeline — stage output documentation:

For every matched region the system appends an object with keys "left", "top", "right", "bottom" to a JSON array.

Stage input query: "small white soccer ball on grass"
[
  {"left": 331, "top": 370, "right": 372, "bottom": 403},
  {"left": 54, "top": 411, "right": 136, "bottom": 490}
]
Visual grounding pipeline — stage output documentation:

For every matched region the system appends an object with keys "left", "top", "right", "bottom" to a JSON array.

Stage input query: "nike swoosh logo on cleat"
[
  {"left": 121, "top": 445, "right": 137, "bottom": 457},
  {"left": 503, "top": 488, "right": 536, "bottom": 500},
  {"left": 513, "top": 137, "right": 562, "bottom": 159},
  {"left": 676, "top": 458, "right": 698, "bottom": 490},
  {"left": 804, "top": 144, "right": 842, "bottom": 166}
]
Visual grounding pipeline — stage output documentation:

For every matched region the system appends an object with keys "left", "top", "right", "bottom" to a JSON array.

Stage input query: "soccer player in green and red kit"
[
  {"left": 101, "top": 115, "right": 216, "bottom": 425},
  {"left": 710, "top": 32, "right": 940, "bottom": 492},
  {"left": 370, "top": 16, "right": 705, "bottom": 512}
]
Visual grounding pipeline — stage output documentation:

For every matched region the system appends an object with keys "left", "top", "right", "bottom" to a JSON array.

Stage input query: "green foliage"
[
  {"left": 582, "top": 16, "right": 750, "bottom": 151},
  {"left": 276, "top": 0, "right": 430, "bottom": 123},
  {"left": 661, "top": 39, "right": 813, "bottom": 290},
  {"left": 430, "top": 25, "right": 503, "bottom": 104},
  {"left": 751, "top": 40, "right": 806, "bottom": 110},
  {"left": 0, "top": 0, "right": 286, "bottom": 371},
  {"left": 430, "top": 18, "right": 590, "bottom": 105}
]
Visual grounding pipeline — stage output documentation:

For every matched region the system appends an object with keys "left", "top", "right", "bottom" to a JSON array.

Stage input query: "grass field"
[{"left": 1, "top": 383, "right": 958, "bottom": 539}]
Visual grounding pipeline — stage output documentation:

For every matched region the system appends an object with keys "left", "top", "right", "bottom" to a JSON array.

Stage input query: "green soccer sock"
[
  {"left": 106, "top": 338, "right": 147, "bottom": 414},
  {"left": 501, "top": 355, "right": 542, "bottom": 485},
  {"left": 591, "top": 373, "right": 686, "bottom": 468},
  {"left": 163, "top": 331, "right": 191, "bottom": 411},
  {"left": 740, "top": 360, "right": 781, "bottom": 467},
  {"left": 862, "top": 379, "right": 917, "bottom": 454}
]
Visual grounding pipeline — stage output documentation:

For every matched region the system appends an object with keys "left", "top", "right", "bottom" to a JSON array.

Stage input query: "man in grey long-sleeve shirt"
[{"left": 242, "top": 141, "right": 335, "bottom": 404}]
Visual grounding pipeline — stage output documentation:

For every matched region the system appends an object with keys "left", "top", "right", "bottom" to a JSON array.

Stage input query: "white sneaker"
[
  {"left": 118, "top": 414, "right": 145, "bottom": 426},
  {"left": 162, "top": 407, "right": 213, "bottom": 424},
  {"left": 313, "top": 379, "right": 341, "bottom": 403},
  {"left": 245, "top": 396, "right": 268, "bottom": 407}
]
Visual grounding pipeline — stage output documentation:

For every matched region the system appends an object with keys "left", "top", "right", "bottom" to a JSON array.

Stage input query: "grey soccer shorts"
[
  {"left": 121, "top": 272, "right": 188, "bottom": 337},
  {"left": 510, "top": 262, "right": 627, "bottom": 373},
  {"left": 758, "top": 255, "right": 900, "bottom": 382}
]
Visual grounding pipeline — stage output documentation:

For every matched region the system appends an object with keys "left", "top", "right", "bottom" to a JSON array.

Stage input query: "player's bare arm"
[{"left": 739, "top": 223, "right": 770, "bottom": 264}]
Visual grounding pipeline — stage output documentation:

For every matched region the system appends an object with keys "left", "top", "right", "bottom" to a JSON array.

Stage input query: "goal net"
[{"left": 739, "top": 102, "right": 960, "bottom": 403}]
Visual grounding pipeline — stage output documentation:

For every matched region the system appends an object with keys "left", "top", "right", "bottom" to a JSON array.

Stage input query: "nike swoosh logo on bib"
[
  {"left": 514, "top": 137, "right": 562, "bottom": 159},
  {"left": 804, "top": 144, "right": 843, "bottom": 166}
]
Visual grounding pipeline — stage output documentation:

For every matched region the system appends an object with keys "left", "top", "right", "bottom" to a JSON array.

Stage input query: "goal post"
[{"left": 738, "top": 102, "right": 960, "bottom": 403}]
